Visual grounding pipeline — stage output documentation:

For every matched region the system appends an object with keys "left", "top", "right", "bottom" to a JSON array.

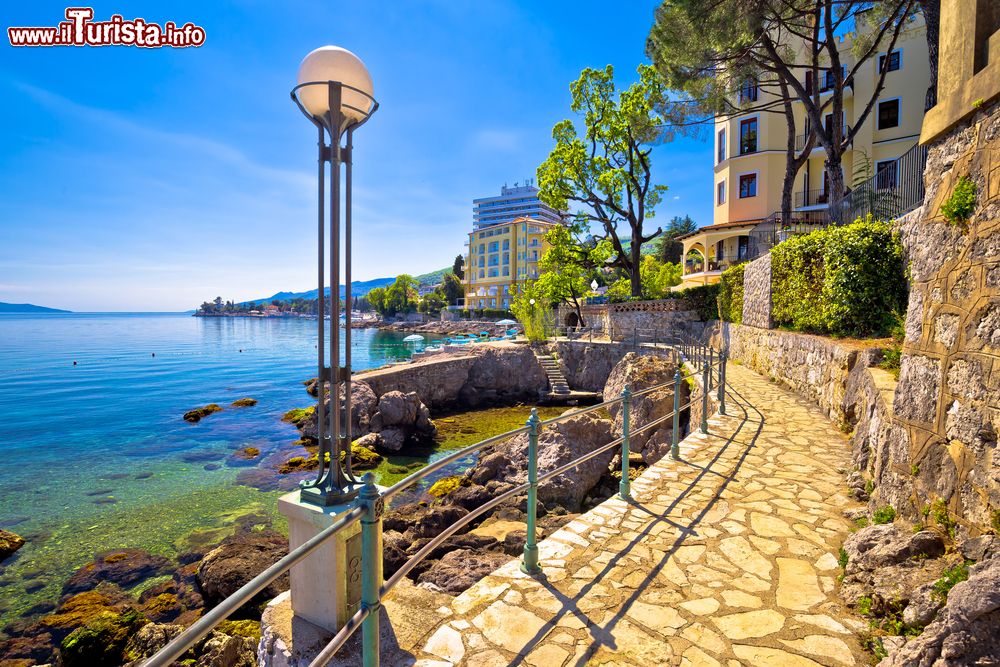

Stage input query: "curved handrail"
[
  {"left": 144, "top": 338, "right": 728, "bottom": 667},
  {"left": 142, "top": 505, "right": 364, "bottom": 667}
]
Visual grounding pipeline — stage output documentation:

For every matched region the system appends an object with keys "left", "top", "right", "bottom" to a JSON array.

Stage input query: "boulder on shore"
[
  {"left": 62, "top": 549, "right": 172, "bottom": 596},
  {"left": 472, "top": 408, "right": 614, "bottom": 512},
  {"left": 197, "top": 530, "right": 288, "bottom": 608},
  {"left": 0, "top": 528, "right": 25, "bottom": 560},
  {"left": 230, "top": 397, "right": 257, "bottom": 408},
  {"left": 603, "top": 352, "right": 686, "bottom": 464},
  {"left": 183, "top": 404, "right": 223, "bottom": 423}
]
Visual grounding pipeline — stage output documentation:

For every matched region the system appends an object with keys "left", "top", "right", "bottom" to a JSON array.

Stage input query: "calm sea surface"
[{"left": 0, "top": 313, "right": 417, "bottom": 623}]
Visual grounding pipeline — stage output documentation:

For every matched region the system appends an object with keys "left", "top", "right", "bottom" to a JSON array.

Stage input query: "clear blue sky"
[{"left": 0, "top": 1, "right": 712, "bottom": 312}]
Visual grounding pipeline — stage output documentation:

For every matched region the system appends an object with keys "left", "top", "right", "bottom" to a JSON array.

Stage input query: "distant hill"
[
  {"left": 244, "top": 268, "right": 453, "bottom": 306},
  {"left": 414, "top": 267, "right": 450, "bottom": 286},
  {"left": 0, "top": 302, "right": 71, "bottom": 313}
]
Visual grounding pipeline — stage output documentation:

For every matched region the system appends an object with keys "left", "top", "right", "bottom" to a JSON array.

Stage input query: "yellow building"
[
  {"left": 679, "top": 15, "right": 930, "bottom": 287},
  {"left": 463, "top": 216, "right": 557, "bottom": 310}
]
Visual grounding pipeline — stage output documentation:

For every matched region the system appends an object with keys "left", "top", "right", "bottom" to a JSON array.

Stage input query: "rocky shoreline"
[
  {"left": 0, "top": 342, "right": 689, "bottom": 666},
  {"left": 376, "top": 320, "right": 519, "bottom": 337}
]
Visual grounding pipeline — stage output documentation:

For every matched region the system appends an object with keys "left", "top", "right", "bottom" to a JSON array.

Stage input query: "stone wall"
[
  {"left": 707, "top": 322, "right": 876, "bottom": 422},
  {"left": 741, "top": 254, "right": 772, "bottom": 329},
  {"left": 550, "top": 340, "right": 680, "bottom": 392},
  {"left": 357, "top": 343, "right": 549, "bottom": 409},
  {"left": 892, "top": 99, "right": 1000, "bottom": 533},
  {"left": 607, "top": 307, "right": 704, "bottom": 343}
]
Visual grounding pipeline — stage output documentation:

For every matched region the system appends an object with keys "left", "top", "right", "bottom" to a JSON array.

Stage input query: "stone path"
[{"left": 407, "top": 363, "right": 868, "bottom": 667}]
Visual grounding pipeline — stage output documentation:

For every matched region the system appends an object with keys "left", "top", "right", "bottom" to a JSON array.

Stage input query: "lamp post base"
[{"left": 299, "top": 482, "right": 362, "bottom": 507}]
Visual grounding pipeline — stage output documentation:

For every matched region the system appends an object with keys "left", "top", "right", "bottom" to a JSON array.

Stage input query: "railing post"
[
  {"left": 521, "top": 408, "right": 541, "bottom": 575},
  {"left": 672, "top": 368, "right": 682, "bottom": 461},
  {"left": 359, "top": 473, "right": 383, "bottom": 667},
  {"left": 707, "top": 347, "right": 714, "bottom": 392},
  {"left": 718, "top": 350, "right": 727, "bottom": 416},
  {"left": 619, "top": 386, "right": 632, "bottom": 500},
  {"left": 701, "top": 361, "right": 710, "bottom": 434}
]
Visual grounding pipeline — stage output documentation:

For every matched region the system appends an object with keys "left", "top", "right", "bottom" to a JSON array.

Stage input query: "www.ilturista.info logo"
[{"left": 8, "top": 8, "right": 206, "bottom": 48}]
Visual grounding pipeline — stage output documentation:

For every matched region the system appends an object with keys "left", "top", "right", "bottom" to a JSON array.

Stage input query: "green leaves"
[
  {"left": 718, "top": 262, "right": 746, "bottom": 324},
  {"left": 770, "top": 216, "right": 907, "bottom": 337}
]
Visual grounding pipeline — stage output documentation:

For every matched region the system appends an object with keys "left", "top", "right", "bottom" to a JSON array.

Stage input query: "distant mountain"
[
  {"left": 0, "top": 302, "right": 71, "bottom": 313},
  {"left": 414, "top": 267, "right": 450, "bottom": 286},
  {"left": 244, "top": 268, "right": 453, "bottom": 306}
]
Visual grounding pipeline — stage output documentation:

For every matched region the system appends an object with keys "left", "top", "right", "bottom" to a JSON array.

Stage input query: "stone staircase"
[{"left": 534, "top": 352, "right": 570, "bottom": 395}]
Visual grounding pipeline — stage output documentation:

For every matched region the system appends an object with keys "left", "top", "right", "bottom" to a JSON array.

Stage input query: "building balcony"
[
  {"left": 795, "top": 124, "right": 851, "bottom": 151},
  {"left": 794, "top": 189, "right": 831, "bottom": 208}
]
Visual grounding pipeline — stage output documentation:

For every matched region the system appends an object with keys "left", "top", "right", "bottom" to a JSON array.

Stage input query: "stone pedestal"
[{"left": 277, "top": 491, "right": 362, "bottom": 633}]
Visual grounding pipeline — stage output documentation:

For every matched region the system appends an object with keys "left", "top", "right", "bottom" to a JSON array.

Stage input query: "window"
[
  {"left": 717, "top": 181, "right": 726, "bottom": 206},
  {"left": 879, "top": 50, "right": 901, "bottom": 72},
  {"left": 478, "top": 257, "right": 485, "bottom": 268},
  {"left": 717, "top": 129, "right": 726, "bottom": 164},
  {"left": 877, "top": 99, "right": 900, "bottom": 129},
  {"left": 478, "top": 244, "right": 485, "bottom": 254},
  {"left": 488, "top": 241, "right": 499, "bottom": 252},
  {"left": 717, "top": 240, "right": 725, "bottom": 261},
  {"left": 739, "top": 118, "right": 758, "bottom": 154},
  {"left": 738, "top": 81, "right": 758, "bottom": 104},
  {"left": 821, "top": 66, "right": 846, "bottom": 92},
  {"left": 502, "top": 239, "right": 510, "bottom": 250},
  {"left": 502, "top": 267, "right": 510, "bottom": 276},
  {"left": 479, "top": 269, "right": 485, "bottom": 278},
  {"left": 739, "top": 173, "right": 757, "bottom": 198},
  {"left": 737, "top": 236, "right": 749, "bottom": 260},
  {"left": 502, "top": 252, "right": 509, "bottom": 264},
  {"left": 876, "top": 159, "right": 898, "bottom": 189}
]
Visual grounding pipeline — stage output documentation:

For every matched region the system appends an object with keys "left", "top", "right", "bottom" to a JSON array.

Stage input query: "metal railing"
[
  {"left": 793, "top": 188, "right": 831, "bottom": 208},
  {"left": 834, "top": 143, "right": 928, "bottom": 223},
  {"left": 143, "top": 336, "right": 729, "bottom": 667}
]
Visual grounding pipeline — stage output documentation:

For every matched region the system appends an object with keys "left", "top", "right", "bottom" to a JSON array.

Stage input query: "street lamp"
[
  {"left": 291, "top": 46, "right": 378, "bottom": 506},
  {"left": 590, "top": 279, "right": 599, "bottom": 291}
]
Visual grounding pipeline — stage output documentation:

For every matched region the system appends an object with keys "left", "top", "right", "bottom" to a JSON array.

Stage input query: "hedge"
[
  {"left": 717, "top": 262, "right": 746, "bottom": 324},
  {"left": 770, "top": 217, "right": 906, "bottom": 337}
]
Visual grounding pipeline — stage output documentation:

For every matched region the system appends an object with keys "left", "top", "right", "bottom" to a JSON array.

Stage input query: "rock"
[
  {"left": 122, "top": 622, "right": 183, "bottom": 663},
  {"left": 62, "top": 549, "right": 172, "bottom": 596},
  {"left": 197, "top": 531, "right": 288, "bottom": 607},
  {"left": 183, "top": 404, "right": 223, "bottom": 423},
  {"left": 39, "top": 585, "right": 135, "bottom": 640},
  {"left": 353, "top": 432, "right": 382, "bottom": 451},
  {"left": 231, "top": 446, "right": 260, "bottom": 460},
  {"left": 0, "top": 630, "right": 57, "bottom": 665},
  {"left": 230, "top": 398, "right": 257, "bottom": 408},
  {"left": 377, "top": 391, "right": 420, "bottom": 427},
  {"left": 416, "top": 549, "right": 510, "bottom": 594},
  {"left": 901, "top": 580, "right": 944, "bottom": 628},
  {"left": 59, "top": 606, "right": 148, "bottom": 667},
  {"left": 959, "top": 535, "right": 1000, "bottom": 562},
  {"left": 194, "top": 630, "right": 256, "bottom": 667},
  {"left": 384, "top": 504, "right": 470, "bottom": 540},
  {"left": 0, "top": 528, "right": 25, "bottom": 560},
  {"left": 843, "top": 525, "right": 945, "bottom": 577},
  {"left": 139, "top": 592, "right": 183, "bottom": 623},
  {"left": 378, "top": 428, "right": 406, "bottom": 452},
  {"left": 878, "top": 557, "right": 1000, "bottom": 666},
  {"left": 300, "top": 382, "right": 378, "bottom": 440},
  {"left": 473, "top": 408, "right": 614, "bottom": 512},
  {"left": 603, "top": 352, "right": 686, "bottom": 464}
]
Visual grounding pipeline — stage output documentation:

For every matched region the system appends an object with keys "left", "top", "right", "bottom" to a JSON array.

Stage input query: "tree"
[
  {"left": 537, "top": 64, "right": 677, "bottom": 298},
  {"left": 384, "top": 275, "right": 418, "bottom": 315},
  {"left": 452, "top": 255, "right": 465, "bottom": 281},
  {"left": 536, "top": 222, "right": 612, "bottom": 327},
  {"left": 656, "top": 215, "right": 698, "bottom": 264},
  {"left": 367, "top": 286, "right": 388, "bottom": 316},
  {"left": 509, "top": 282, "right": 549, "bottom": 343},
  {"left": 440, "top": 272, "right": 464, "bottom": 305},
  {"left": 648, "top": 0, "right": 917, "bottom": 221}
]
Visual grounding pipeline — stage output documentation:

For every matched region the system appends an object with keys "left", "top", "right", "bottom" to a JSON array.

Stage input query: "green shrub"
[
  {"left": 932, "top": 561, "right": 970, "bottom": 602},
  {"left": 675, "top": 283, "right": 721, "bottom": 321},
  {"left": 873, "top": 505, "right": 897, "bottom": 524},
  {"left": 770, "top": 216, "right": 907, "bottom": 337},
  {"left": 940, "top": 175, "right": 977, "bottom": 227},
  {"left": 717, "top": 262, "right": 746, "bottom": 324},
  {"left": 931, "top": 499, "right": 956, "bottom": 538},
  {"left": 838, "top": 547, "right": 849, "bottom": 569}
]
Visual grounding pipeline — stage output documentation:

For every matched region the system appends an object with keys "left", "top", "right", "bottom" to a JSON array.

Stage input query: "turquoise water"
[{"left": 0, "top": 313, "right": 415, "bottom": 624}]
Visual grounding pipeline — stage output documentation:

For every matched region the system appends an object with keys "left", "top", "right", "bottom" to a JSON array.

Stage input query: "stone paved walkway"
[{"left": 408, "top": 363, "right": 867, "bottom": 667}]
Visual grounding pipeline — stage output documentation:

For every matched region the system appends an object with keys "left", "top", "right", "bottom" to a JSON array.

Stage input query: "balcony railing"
[
  {"left": 794, "top": 124, "right": 851, "bottom": 151},
  {"left": 794, "top": 189, "right": 831, "bottom": 208}
]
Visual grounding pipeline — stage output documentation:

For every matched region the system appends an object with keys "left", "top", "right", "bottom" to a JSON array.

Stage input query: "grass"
[
  {"left": 931, "top": 499, "right": 956, "bottom": 538},
  {"left": 932, "top": 561, "right": 970, "bottom": 603},
  {"left": 873, "top": 506, "right": 896, "bottom": 525}
]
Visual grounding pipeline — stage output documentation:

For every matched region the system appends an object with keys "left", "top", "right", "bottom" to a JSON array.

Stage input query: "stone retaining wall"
[
  {"left": 741, "top": 254, "right": 772, "bottom": 329},
  {"left": 357, "top": 343, "right": 549, "bottom": 409},
  {"left": 891, "top": 99, "right": 1000, "bottom": 533}
]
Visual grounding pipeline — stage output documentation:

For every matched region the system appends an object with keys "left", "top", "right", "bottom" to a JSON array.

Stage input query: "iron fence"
[{"left": 142, "top": 336, "right": 728, "bottom": 667}]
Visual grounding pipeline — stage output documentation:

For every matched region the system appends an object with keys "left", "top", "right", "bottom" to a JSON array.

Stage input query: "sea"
[{"left": 0, "top": 312, "right": 423, "bottom": 624}]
